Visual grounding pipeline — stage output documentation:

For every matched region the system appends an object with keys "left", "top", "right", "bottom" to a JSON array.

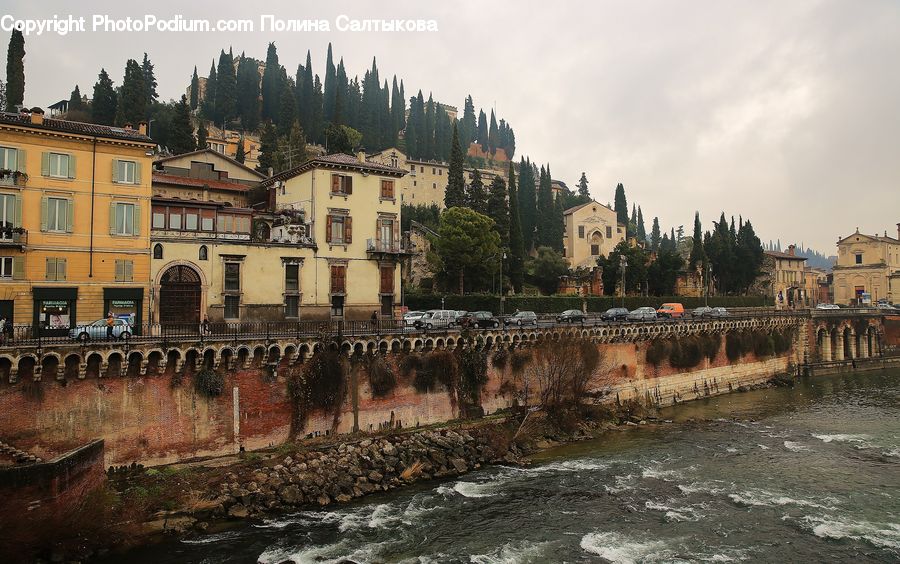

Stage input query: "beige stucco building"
[
  {"left": 150, "top": 152, "right": 407, "bottom": 324},
  {"left": 761, "top": 246, "right": 808, "bottom": 309},
  {"left": 562, "top": 200, "right": 625, "bottom": 268},
  {"left": 832, "top": 226, "right": 900, "bottom": 305}
]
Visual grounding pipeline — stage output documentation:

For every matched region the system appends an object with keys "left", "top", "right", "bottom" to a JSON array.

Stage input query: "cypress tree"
[
  {"left": 168, "top": 95, "right": 196, "bottom": 155},
  {"left": 423, "top": 94, "right": 435, "bottom": 159},
  {"left": 196, "top": 119, "right": 208, "bottom": 148},
  {"left": 577, "top": 172, "right": 590, "bottom": 199},
  {"left": 256, "top": 121, "right": 277, "bottom": 174},
  {"left": 461, "top": 95, "right": 476, "bottom": 145},
  {"left": 215, "top": 49, "right": 237, "bottom": 126},
  {"left": 389, "top": 76, "right": 403, "bottom": 146},
  {"left": 5, "top": 30, "right": 25, "bottom": 111},
  {"left": 140, "top": 53, "right": 158, "bottom": 109},
  {"left": 91, "top": 69, "right": 117, "bottom": 125},
  {"left": 277, "top": 75, "right": 296, "bottom": 137},
  {"left": 299, "top": 51, "right": 314, "bottom": 131},
  {"left": 650, "top": 217, "right": 661, "bottom": 252},
  {"left": 488, "top": 110, "right": 499, "bottom": 154},
  {"left": 477, "top": 110, "right": 488, "bottom": 149},
  {"left": 360, "top": 57, "right": 382, "bottom": 149},
  {"left": 613, "top": 183, "right": 628, "bottom": 227},
  {"left": 637, "top": 206, "right": 647, "bottom": 241},
  {"left": 466, "top": 169, "right": 487, "bottom": 214},
  {"left": 689, "top": 211, "right": 705, "bottom": 269},
  {"left": 236, "top": 55, "right": 260, "bottom": 132},
  {"left": 444, "top": 123, "right": 466, "bottom": 208},
  {"left": 261, "top": 43, "right": 281, "bottom": 122},
  {"left": 189, "top": 66, "right": 199, "bottom": 110},
  {"left": 235, "top": 136, "right": 246, "bottom": 163},
  {"left": 68, "top": 85, "right": 83, "bottom": 112},
  {"left": 119, "top": 59, "right": 146, "bottom": 126},
  {"left": 518, "top": 158, "right": 537, "bottom": 252},
  {"left": 323, "top": 43, "right": 337, "bottom": 124},
  {"left": 201, "top": 61, "right": 216, "bottom": 120},
  {"left": 404, "top": 94, "right": 419, "bottom": 157},
  {"left": 552, "top": 195, "right": 565, "bottom": 251},
  {"left": 507, "top": 162, "right": 525, "bottom": 293},
  {"left": 311, "top": 74, "right": 324, "bottom": 143},
  {"left": 535, "top": 165, "right": 554, "bottom": 247},
  {"left": 486, "top": 174, "right": 510, "bottom": 262}
]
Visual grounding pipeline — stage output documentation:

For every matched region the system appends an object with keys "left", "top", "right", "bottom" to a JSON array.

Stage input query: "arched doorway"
[
  {"left": 159, "top": 265, "right": 201, "bottom": 326},
  {"left": 589, "top": 231, "right": 603, "bottom": 256}
]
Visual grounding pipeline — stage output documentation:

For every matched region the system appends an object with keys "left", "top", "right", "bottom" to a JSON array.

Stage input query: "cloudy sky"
[{"left": 4, "top": 0, "right": 899, "bottom": 252}]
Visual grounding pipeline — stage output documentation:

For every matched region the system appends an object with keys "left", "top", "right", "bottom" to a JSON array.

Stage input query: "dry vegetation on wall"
[
  {"left": 361, "top": 352, "right": 397, "bottom": 398},
  {"left": 194, "top": 368, "right": 225, "bottom": 398},
  {"left": 724, "top": 328, "right": 795, "bottom": 362},
  {"left": 287, "top": 346, "right": 348, "bottom": 435},
  {"left": 525, "top": 336, "right": 608, "bottom": 418},
  {"left": 646, "top": 328, "right": 795, "bottom": 368}
]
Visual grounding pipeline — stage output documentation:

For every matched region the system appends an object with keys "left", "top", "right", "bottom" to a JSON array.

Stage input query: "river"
[{"left": 111, "top": 368, "right": 900, "bottom": 563}]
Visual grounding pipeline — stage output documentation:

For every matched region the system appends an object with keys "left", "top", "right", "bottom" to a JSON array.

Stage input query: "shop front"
[
  {"left": 32, "top": 287, "right": 77, "bottom": 338},
  {"left": 104, "top": 288, "right": 144, "bottom": 335}
]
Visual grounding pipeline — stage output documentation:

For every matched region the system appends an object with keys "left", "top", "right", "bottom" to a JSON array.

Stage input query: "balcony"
[
  {"left": 0, "top": 228, "right": 26, "bottom": 248},
  {"left": 0, "top": 171, "right": 27, "bottom": 188},
  {"left": 366, "top": 238, "right": 414, "bottom": 258}
]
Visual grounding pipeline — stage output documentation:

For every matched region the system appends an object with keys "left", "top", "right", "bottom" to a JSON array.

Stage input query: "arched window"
[
  {"left": 153, "top": 243, "right": 163, "bottom": 259},
  {"left": 199, "top": 245, "right": 208, "bottom": 261}
]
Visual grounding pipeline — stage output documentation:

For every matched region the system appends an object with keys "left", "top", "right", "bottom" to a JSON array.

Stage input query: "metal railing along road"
[{"left": 0, "top": 306, "right": 862, "bottom": 351}]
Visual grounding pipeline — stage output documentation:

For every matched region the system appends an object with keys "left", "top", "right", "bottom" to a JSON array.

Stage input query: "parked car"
[
  {"left": 415, "top": 310, "right": 456, "bottom": 329},
  {"left": 460, "top": 311, "right": 500, "bottom": 329},
  {"left": 876, "top": 302, "right": 896, "bottom": 311},
  {"left": 557, "top": 309, "right": 585, "bottom": 323},
  {"left": 403, "top": 311, "right": 426, "bottom": 326},
  {"left": 70, "top": 318, "right": 132, "bottom": 341},
  {"left": 709, "top": 307, "right": 730, "bottom": 318},
  {"left": 691, "top": 306, "right": 714, "bottom": 318},
  {"left": 656, "top": 303, "right": 686, "bottom": 319},
  {"left": 627, "top": 307, "right": 658, "bottom": 322},
  {"left": 601, "top": 307, "right": 630, "bottom": 322},
  {"left": 505, "top": 311, "right": 538, "bottom": 326},
  {"left": 815, "top": 303, "right": 840, "bottom": 310}
]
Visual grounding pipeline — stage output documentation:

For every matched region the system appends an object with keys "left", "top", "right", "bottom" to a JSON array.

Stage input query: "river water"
[{"left": 115, "top": 368, "right": 900, "bottom": 563}]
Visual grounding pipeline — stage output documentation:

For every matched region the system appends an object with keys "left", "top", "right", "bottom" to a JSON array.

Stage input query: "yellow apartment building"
[
  {"left": 0, "top": 109, "right": 155, "bottom": 336},
  {"left": 763, "top": 246, "right": 808, "bottom": 309}
]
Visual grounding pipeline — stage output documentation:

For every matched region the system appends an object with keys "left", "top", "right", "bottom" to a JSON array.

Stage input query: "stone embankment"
[{"left": 181, "top": 427, "right": 523, "bottom": 528}]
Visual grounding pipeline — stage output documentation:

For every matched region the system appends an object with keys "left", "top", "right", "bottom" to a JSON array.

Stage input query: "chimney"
[
  {"left": 29, "top": 107, "right": 44, "bottom": 125},
  {"left": 124, "top": 122, "right": 133, "bottom": 131},
  {"left": 357, "top": 148, "right": 367, "bottom": 163},
  {"left": 788, "top": 244, "right": 796, "bottom": 256},
  {"left": 138, "top": 121, "right": 147, "bottom": 136}
]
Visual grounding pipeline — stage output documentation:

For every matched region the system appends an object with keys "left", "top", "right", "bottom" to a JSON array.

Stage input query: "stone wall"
[{"left": 0, "top": 328, "right": 804, "bottom": 467}]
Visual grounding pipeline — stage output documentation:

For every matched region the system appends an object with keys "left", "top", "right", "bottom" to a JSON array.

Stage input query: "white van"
[{"left": 416, "top": 309, "right": 456, "bottom": 329}]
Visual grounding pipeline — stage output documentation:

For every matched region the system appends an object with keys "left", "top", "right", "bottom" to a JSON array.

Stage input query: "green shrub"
[
  {"left": 194, "top": 368, "right": 224, "bottom": 398},
  {"left": 399, "top": 353, "right": 422, "bottom": 379},
  {"left": 669, "top": 337, "right": 703, "bottom": 369},
  {"left": 414, "top": 351, "right": 457, "bottom": 393},
  {"left": 725, "top": 332, "right": 744, "bottom": 361},
  {"left": 366, "top": 354, "right": 397, "bottom": 398},
  {"left": 646, "top": 339, "right": 669, "bottom": 366},
  {"left": 699, "top": 333, "right": 721, "bottom": 361}
]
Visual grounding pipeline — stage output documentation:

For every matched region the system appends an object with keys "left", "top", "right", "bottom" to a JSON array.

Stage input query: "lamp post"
[
  {"left": 620, "top": 255, "right": 627, "bottom": 308},
  {"left": 499, "top": 252, "right": 507, "bottom": 319},
  {"left": 705, "top": 263, "right": 711, "bottom": 307}
]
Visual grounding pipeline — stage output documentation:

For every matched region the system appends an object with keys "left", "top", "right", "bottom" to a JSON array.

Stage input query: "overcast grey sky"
[{"left": 4, "top": 0, "right": 899, "bottom": 252}]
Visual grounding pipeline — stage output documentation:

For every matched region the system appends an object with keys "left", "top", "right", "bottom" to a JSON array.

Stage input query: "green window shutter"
[
  {"left": 13, "top": 194, "right": 22, "bottom": 228},
  {"left": 133, "top": 203, "right": 141, "bottom": 235},
  {"left": 12, "top": 256, "right": 24, "bottom": 280},
  {"left": 40, "top": 196, "right": 48, "bottom": 231},
  {"left": 134, "top": 162, "right": 142, "bottom": 185},
  {"left": 114, "top": 259, "right": 123, "bottom": 281},
  {"left": 67, "top": 154, "right": 76, "bottom": 179},
  {"left": 125, "top": 260, "right": 134, "bottom": 281},
  {"left": 109, "top": 203, "right": 117, "bottom": 235},
  {"left": 111, "top": 159, "right": 119, "bottom": 183},
  {"left": 41, "top": 152, "right": 49, "bottom": 176},
  {"left": 15, "top": 149, "right": 25, "bottom": 173},
  {"left": 66, "top": 198, "right": 74, "bottom": 233},
  {"left": 45, "top": 257, "right": 52, "bottom": 280},
  {"left": 58, "top": 258, "right": 66, "bottom": 281}
]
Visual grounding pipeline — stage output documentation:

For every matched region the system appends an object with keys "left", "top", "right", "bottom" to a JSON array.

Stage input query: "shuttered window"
[
  {"left": 380, "top": 266, "right": 394, "bottom": 294},
  {"left": 330, "top": 265, "right": 346, "bottom": 294},
  {"left": 112, "top": 159, "right": 139, "bottom": 184},
  {"left": 114, "top": 259, "right": 134, "bottom": 282},
  {"left": 330, "top": 174, "right": 353, "bottom": 195},
  {"left": 45, "top": 258, "right": 66, "bottom": 281},
  {"left": 380, "top": 179, "right": 394, "bottom": 199}
]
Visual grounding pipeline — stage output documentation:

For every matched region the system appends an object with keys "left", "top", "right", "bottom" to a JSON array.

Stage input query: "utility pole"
[{"left": 499, "top": 252, "right": 506, "bottom": 318}]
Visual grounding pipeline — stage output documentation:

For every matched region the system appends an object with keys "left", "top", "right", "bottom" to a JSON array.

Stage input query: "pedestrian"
[
  {"left": 0, "top": 317, "right": 5, "bottom": 345},
  {"left": 106, "top": 311, "right": 115, "bottom": 340},
  {"left": 202, "top": 315, "right": 211, "bottom": 335},
  {"left": 371, "top": 310, "right": 378, "bottom": 330}
]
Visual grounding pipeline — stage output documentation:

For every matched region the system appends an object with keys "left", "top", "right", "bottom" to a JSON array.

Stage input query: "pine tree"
[
  {"left": 466, "top": 169, "right": 487, "bottom": 214},
  {"left": 215, "top": 49, "right": 236, "bottom": 126},
  {"left": 189, "top": 66, "right": 199, "bottom": 110},
  {"left": 168, "top": 95, "right": 196, "bottom": 155},
  {"left": 201, "top": 61, "right": 216, "bottom": 120},
  {"left": 119, "top": 59, "right": 146, "bottom": 126},
  {"left": 256, "top": 121, "right": 277, "bottom": 174},
  {"left": 577, "top": 172, "right": 590, "bottom": 199},
  {"left": 444, "top": 123, "right": 466, "bottom": 208},
  {"left": 140, "top": 53, "right": 158, "bottom": 109},
  {"left": 507, "top": 162, "right": 525, "bottom": 293},
  {"left": 650, "top": 217, "right": 661, "bottom": 252},
  {"left": 68, "top": 85, "right": 83, "bottom": 112},
  {"left": 236, "top": 55, "right": 260, "bottom": 132},
  {"left": 5, "top": 30, "right": 25, "bottom": 111},
  {"left": 261, "top": 43, "right": 281, "bottom": 123},
  {"left": 91, "top": 69, "right": 117, "bottom": 125},
  {"left": 518, "top": 158, "right": 537, "bottom": 252},
  {"left": 196, "top": 119, "right": 208, "bottom": 148},
  {"left": 637, "top": 206, "right": 646, "bottom": 242},
  {"left": 323, "top": 43, "right": 337, "bottom": 124},
  {"left": 689, "top": 212, "right": 705, "bottom": 270},
  {"left": 613, "top": 183, "right": 628, "bottom": 227}
]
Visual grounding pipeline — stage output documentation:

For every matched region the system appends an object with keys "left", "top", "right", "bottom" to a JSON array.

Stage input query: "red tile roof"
[
  {"left": 152, "top": 172, "right": 251, "bottom": 192},
  {"left": 765, "top": 250, "right": 807, "bottom": 260},
  {"left": 259, "top": 153, "right": 407, "bottom": 187},
  {"left": 0, "top": 111, "right": 153, "bottom": 143}
]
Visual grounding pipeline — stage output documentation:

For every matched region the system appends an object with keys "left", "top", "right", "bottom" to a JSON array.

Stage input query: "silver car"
[
  {"left": 70, "top": 318, "right": 132, "bottom": 341},
  {"left": 627, "top": 307, "right": 658, "bottom": 321},
  {"left": 403, "top": 311, "right": 426, "bottom": 326}
]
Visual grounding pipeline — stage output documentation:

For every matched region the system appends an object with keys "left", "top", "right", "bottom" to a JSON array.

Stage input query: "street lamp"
[
  {"left": 620, "top": 255, "right": 628, "bottom": 308},
  {"left": 705, "top": 263, "right": 711, "bottom": 307},
  {"left": 499, "top": 252, "right": 507, "bottom": 318}
]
